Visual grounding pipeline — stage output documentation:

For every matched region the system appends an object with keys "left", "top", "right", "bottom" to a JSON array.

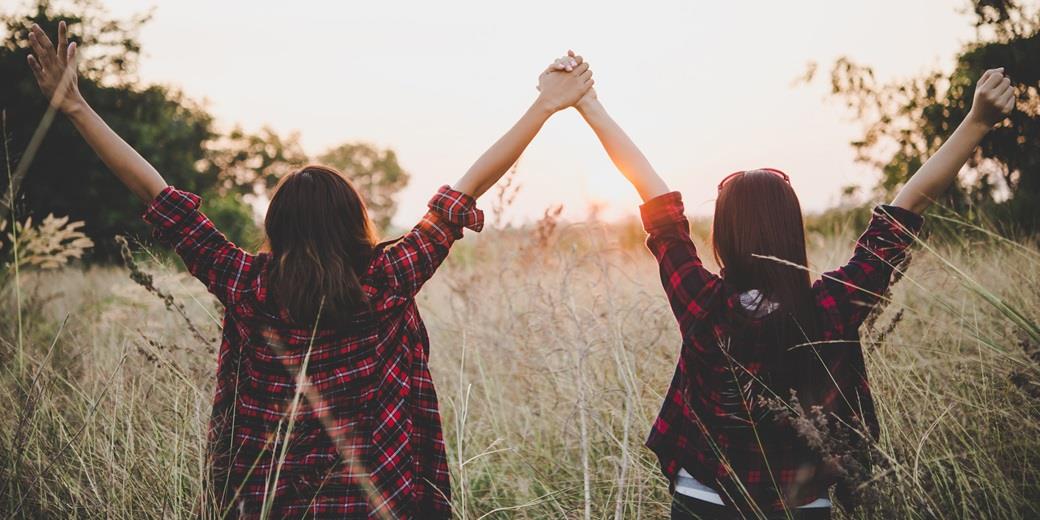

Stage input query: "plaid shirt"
[
  {"left": 144, "top": 185, "right": 483, "bottom": 519},
  {"left": 640, "top": 191, "right": 922, "bottom": 514}
]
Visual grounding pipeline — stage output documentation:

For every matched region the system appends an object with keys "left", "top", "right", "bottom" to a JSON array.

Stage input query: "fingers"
[
  {"left": 989, "top": 77, "right": 1013, "bottom": 102},
  {"left": 998, "top": 93, "right": 1015, "bottom": 113},
  {"left": 547, "top": 56, "right": 576, "bottom": 73},
  {"left": 1000, "top": 95, "right": 1015, "bottom": 114},
  {"left": 579, "top": 69, "right": 593, "bottom": 83},
  {"left": 977, "top": 68, "right": 996, "bottom": 84},
  {"left": 26, "top": 54, "right": 45, "bottom": 83},
  {"left": 29, "top": 25, "right": 58, "bottom": 70},
  {"left": 57, "top": 20, "right": 68, "bottom": 66},
  {"left": 32, "top": 24, "right": 58, "bottom": 58},
  {"left": 980, "top": 68, "right": 1005, "bottom": 91},
  {"left": 978, "top": 67, "right": 1003, "bottom": 85},
  {"left": 572, "top": 62, "right": 589, "bottom": 76},
  {"left": 560, "top": 55, "right": 578, "bottom": 72},
  {"left": 996, "top": 86, "right": 1015, "bottom": 109},
  {"left": 67, "top": 41, "right": 77, "bottom": 66},
  {"left": 547, "top": 51, "right": 584, "bottom": 74},
  {"left": 27, "top": 31, "right": 48, "bottom": 68}
]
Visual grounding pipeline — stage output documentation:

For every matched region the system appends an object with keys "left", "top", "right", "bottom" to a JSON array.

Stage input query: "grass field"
[{"left": 1, "top": 211, "right": 1039, "bottom": 518}]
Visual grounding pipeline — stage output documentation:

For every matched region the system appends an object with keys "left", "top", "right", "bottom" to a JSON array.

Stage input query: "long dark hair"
[
  {"left": 712, "top": 169, "right": 822, "bottom": 403},
  {"left": 264, "top": 165, "right": 377, "bottom": 324}
]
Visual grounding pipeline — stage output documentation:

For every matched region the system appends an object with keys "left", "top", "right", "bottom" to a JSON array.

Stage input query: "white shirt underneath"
[{"left": 675, "top": 468, "right": 832, "bottom": 508}]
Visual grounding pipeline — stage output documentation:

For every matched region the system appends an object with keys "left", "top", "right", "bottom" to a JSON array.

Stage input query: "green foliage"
[
  {"left": 1, "top": 1, "right": 272, "bottom": 257},
  {"left": 1, "top": 1, "right": 412, "bottom": 257},
  {"left": 200, "top": 191, "right": 262, "bottom": 251},
  {"left": 318, "top": 142, "right": 410, "bottom": 230},
  {"left": 202, "top": 126, "right": 308, "bottom": 196},
  {"left": 1, "top": 1, "right": 232, "bottom": 259},
  {"left": 814, "top": 0, "right": 1040, "bottom": 230}
]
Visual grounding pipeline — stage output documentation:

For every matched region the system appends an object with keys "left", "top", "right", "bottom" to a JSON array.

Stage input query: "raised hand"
[
  {"left": 890, "top": 67, "right": 1016, "bottom": 214},
  {"left": 536, "top": 50, "right": 594, "bottom": 113},
  {"left": 27, "top": 21, "right": 85, "bottom": 114},
  {"left": 25, "top": 20, "right": 167, "bottom": 202},
  {"left": 967, "top": 67, "right": 1016, "bottom": 127},
  {"left": 547, "top": 50, "right": 599, "bottom": 113}
]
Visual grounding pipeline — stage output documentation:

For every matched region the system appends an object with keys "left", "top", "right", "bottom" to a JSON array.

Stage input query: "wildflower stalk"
[{"left": 3, "top": 110, "right": 25, "bottom": 379}]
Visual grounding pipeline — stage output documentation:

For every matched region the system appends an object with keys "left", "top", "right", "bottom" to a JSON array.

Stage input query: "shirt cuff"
[
  {"left": 873, "top": 204, "right": 924, "bottom": 242},
  {"left": 142, "top": 186, "right": 202, "bottom": 235},
  {"left": 428, "top": 185, "right": 484, "bottom": 232},
  {"left": 639, "top": 191, "right": 686, "bottom": 233}
]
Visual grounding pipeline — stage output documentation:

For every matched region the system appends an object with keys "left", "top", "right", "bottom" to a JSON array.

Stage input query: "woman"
[
  {"left": 553, "top": 51, "right": 1016, "bottom": 518},
  {"left": 26, "top": 22, "right": 592, "bottom": 518}
]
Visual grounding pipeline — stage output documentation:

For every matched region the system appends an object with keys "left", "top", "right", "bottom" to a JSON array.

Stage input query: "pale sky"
[{"left": 90, "top": 0, "right": 979, "bottom": 226}]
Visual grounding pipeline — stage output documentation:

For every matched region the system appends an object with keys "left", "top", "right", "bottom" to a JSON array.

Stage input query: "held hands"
[
  {"left": 536, "top": 50, "right": 594, "bottom": 113},
  {"left": 27, "top": 21, "right": 85, "bottom": 115},
  {"left": 549, "top": 50, "right": 599, "bottom": 113},
  {"left": 967, "top": 68, "right": 1016, "bottom": 128}
]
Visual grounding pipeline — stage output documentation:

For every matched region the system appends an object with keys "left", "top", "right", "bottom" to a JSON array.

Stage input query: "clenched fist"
[{"left": 967, "top": 68, "right": 1016, "bottom": 127}]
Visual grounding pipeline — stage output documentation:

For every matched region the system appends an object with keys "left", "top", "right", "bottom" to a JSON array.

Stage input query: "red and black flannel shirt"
[
  {"left": 144, "top": 185, "right": 483, "bottom": 519},
  {"left": 640, "top": 191, "right": 923, "bottom": 514}
]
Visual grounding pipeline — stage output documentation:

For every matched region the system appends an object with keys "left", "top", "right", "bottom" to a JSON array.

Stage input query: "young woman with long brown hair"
[
  {"left": 27, "top": 22, "right": 592, "bottom": 518},
  {"left": 553, "top": 51, "right": 1017, "bottom": 518}
]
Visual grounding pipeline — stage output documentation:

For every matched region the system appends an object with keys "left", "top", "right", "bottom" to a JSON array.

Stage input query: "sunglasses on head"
[{"left": 717, "top": 168, "right": 791, "bottom": 192}]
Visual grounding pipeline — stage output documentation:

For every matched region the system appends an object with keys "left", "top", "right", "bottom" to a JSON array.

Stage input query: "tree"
[
  {"left": 3, "top": 1, "right": 412, "bottom": 255},
  {"left": 318, "top": 143, "right": 410, "bottom": 230},
  {"left": 810, "top": 0, "right": 1040, "bottom": 229},
  {"left": 1, "top": 0, "right": 260, "bottom": 257},
  {"left": 201, "top": 126, "right": 308, "bottom": 197}
]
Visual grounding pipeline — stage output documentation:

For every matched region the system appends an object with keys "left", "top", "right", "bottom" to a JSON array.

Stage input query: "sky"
[{"left": 88, "top": 0, "right": 979, "bottom": 226}]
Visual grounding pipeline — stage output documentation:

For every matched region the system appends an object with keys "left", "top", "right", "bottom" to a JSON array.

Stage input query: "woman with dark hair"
[
  {"left": 26, "top": 22, "right": 593, "bottom": 518},
  {"left": 554, "top": 50, "right": 1016, "bottom": 519}
]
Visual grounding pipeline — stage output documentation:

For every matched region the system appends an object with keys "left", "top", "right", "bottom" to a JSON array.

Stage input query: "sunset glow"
[{"left": 94, "top": 0, "right": 975, "bottom": 226}]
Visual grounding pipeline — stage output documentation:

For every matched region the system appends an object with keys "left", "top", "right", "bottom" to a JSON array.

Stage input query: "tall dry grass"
[{"left": 1, "top": 209, "right": 1039, "bottom": 519}]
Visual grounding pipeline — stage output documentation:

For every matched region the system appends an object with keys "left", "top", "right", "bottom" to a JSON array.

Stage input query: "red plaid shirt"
[
  {"left": 640, "top": 192, "right": 922, "bottom": 514},
  {"left": 144, "top": 185, "right": 483, "bottom": 519}
]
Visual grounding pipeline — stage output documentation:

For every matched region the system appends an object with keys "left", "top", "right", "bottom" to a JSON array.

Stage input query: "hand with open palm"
[{"left": 27, "top": 21, "right": 85, "bottom": 115}]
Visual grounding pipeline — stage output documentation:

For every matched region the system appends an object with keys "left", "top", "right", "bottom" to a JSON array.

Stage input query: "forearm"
[
  {"left": 891, "top": 116, "right": 991, "bottom": 214},
  {"left": 578, "top": 99, "right": 669, "bottom": 202},
  {"left": 65, "top": 101, "right": 168, "bottom": 203},
  {"left": 452, "top": 98, "right": 554, "bottom": 199}
]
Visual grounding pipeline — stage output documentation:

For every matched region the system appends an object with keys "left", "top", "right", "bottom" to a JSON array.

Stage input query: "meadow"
[{"left": 1, "top": 206, "right": 1039, "bottom": 519}]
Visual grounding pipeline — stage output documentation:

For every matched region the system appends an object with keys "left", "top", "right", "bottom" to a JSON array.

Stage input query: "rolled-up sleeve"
[
  {"left": 640, "top": 191, "right": 722, "bottom": 330},
  {"left": 375, "top": 185, "right": 484, "bottom": 302},
  {"left": 818, "top": 204, "right": 924, "bottom": 332},
  {"left": 143, "top": 186, "right": 255, "bottom": 306}
]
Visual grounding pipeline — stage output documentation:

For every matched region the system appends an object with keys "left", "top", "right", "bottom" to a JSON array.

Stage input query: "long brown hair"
[
  {"left": 712, "top": 170, "right": 821, "bottom": 400},
  {"left": 264, "top": 165, "right": 377, "bottom": 325}
]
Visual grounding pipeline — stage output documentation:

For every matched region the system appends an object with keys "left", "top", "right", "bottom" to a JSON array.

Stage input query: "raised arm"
[
  {"left": 27, "top": 22, "right": 167, "bottom": 202},
  {"left": 564, "top": 54, "right": 722, "bottom": 324},
  {"left": 891, "top": 68, "right": 1016, "bottom": 214},
  {"left": 451, "top": 56, "right": 593, "bottom": 199},
  {"left": 29, "top": 22, "right": 253, "bottom": 306},
  {"left": 565, "top": 53, "right": 669, "bottom": 202},
  {"left": 374, "top": 55, "right": 593, "bottom": 302}
]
